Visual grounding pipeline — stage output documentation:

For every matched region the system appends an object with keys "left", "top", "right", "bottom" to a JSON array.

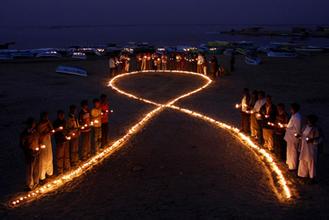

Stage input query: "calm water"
[{"left": 1, "top": 24, "right": 329, "bottom": 49}]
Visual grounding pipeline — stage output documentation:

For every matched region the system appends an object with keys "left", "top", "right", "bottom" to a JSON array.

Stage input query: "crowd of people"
[
  {"left": 108, "top": 52, "right": 234, "bottom": 79},
  {"left": 237, "top": 88, "right": 324, "bottom": 183},
  {"left": 20, "top": 94, "right": 111, "bottom": 190}
]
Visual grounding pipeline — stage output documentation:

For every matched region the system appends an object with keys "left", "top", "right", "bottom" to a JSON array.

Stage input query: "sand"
[{"left": 0, "top": 54, "right": 329, "bottom": 218}]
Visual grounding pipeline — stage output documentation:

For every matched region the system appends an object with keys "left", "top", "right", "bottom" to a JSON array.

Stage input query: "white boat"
[
  {"left": 295, "top": 46, "right": 323, "bottom": 53},
  {"left": 0, "top": 54, "right": 13, "bottom": 60},
  {"left": 245, "top": 56, "right": 261, "bottom": 65},
  {"left": 11, "top": 51, "right": 34, "bottom": 58},
  {"left": 36, "top": 51, "right": 62, "bottom": 58},
  {"left": 72, "top": 52, "right": 87, "bottom": 60},
  {"left": 56, "top": 65, "right": 87, "bottom": 77},
  {"left": 267, "top": 50, "right": 297, "bottom": 58}
]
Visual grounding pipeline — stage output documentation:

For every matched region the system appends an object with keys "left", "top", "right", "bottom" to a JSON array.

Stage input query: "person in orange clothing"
[{"left": 100, "top": 94, "right": 110, "bottom": 147}]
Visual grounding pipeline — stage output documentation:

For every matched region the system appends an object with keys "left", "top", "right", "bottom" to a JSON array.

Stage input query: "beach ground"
[{"left": 0, "top": 54, "right": 329, "bottom": 218}]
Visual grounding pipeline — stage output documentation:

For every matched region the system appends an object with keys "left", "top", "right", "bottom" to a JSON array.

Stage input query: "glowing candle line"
[{"left": 8, "top": 70, "right": 293, "bottom": 208}]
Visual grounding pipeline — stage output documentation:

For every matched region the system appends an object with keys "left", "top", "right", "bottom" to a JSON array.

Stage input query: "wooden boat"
[
  {"left": 267, "top": 50, "right": 297, "bottom": 58},
  {"left": 245, "top": 56, "right": 261, "bottom": 65},
  {"left": 36, "top": 51, "right": 62, "bottom": 58},
  {"left": 56, "top": 65, "right": 87, "bottom": 77},
  {"left": 72, "top": 52, "right": 87, "bottom": 60}
]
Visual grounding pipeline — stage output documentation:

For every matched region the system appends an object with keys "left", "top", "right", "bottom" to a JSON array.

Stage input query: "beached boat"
[
  {"left": 56, "top": 65, "right": 87, "bottom": 77},
  {"left": 0, "top": 54, "right": 13, "bottom": 60},
  {"left": 267, "top": 50, "right": 297, "bottom": 58},
  {"left": 245, "top": 56, "right": 261, "bottom": 65},
  {"left": 36, "top": 51, "right": 62, "bottom": 58},
  {"left": 295, "top": 46, "right": 324, "bottom": 53},
  {"left": 72, "top": 52, "right": 87, "bottom": 60},
  {"left": 11, "top": 51, "right": 34, "bottom": 58}
]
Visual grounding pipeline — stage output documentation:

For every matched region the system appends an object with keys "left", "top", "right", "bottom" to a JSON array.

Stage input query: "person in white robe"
[
  {"left": 251, "top": 91, "right": 266, "bottom": 142},
  {"left": 37, "top": 112, "right": 54, "bottom": 180},
  {"left": 298, "top": 115, "right": 321, "bottom": 180},
  {"left": 284, "top": 103, "right": 302, "bottom": 170}
]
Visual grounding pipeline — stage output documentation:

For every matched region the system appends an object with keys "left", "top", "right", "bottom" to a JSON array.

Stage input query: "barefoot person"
[
  {"left": 20, "top": 118, "right": 40, "bottom": 190},
  {"left": 67, "top": 105, "right": 80, "bottom": 167},
  {"left": 273, "top": 103, "right": 289, "bottom": 161},
  {"left": 37, "top": 112, "right": 54, "bottom": 181},
  {"left": 261, "top": 95, "right": 276, "bottom": 151},
  {"left": 100, "top": 94, "right": 110, "bottom": 147},
  {"left": 284, "top": 103, "right": 302, "bottom": 170},
  {"left": 53, "top": 110, "right": 70, "bottom": 175},
  {"left": 298, "top": 115, "right": 322, "bottom": 181},
  {"left": 91, "top": 98, "right": 102, "bottom": 153},
  {"left": 79, "top": 100, "right": 91, "bottom": 160}
]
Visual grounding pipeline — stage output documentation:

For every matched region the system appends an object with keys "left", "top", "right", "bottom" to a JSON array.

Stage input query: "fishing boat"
[
  {"left": 245, "top": 56, "right": 261, "bottom": 65},
  {"left": 72, "top": 52, "right": 87, "bottom": 60},
  {"left": 56, "top": 65, "right": 87, "bottom": 77},
  {"left": 267, "top": 50, "right": 297, "bottom": 58},
  {"left": 36, "top": 51, "right": 62, "bottom": 58}
]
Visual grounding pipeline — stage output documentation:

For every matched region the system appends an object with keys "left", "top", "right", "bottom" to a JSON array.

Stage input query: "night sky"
[{"left": 1, "top": 0, "right": 329, "bottom": 26}]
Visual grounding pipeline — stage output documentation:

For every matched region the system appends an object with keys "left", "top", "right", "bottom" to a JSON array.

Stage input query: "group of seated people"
[
  {"left": 20, "top": 94, "right": 111, "bottom": 190},
  {"left": 237, "top": 88, "right": 323, "bottom": 183}
]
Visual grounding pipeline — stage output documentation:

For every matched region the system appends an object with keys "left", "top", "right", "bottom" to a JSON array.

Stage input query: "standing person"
[
  {"left": 67, "top": 105, "right": 80, "bottom": 167},
  {"left": 156, "top": 57, "right": 161, "bottom": 70},
  {"left": 141, "top": 55, "right": 147, "bottom": 71},
  {"left": 284, "top": 103, "right": 302, "bottom": 171},
  {"left": 91, "top": 98, "right": 102, "bottom": 153},
  {"left": 238, "top": 88, "right": 251, "bottom": 134},
  {"left": 109, "top": 56, "right": 116, "bottom": 77},
  {"left": 249, "top": 90, "right": 259, "bottom": 138},
  {"left": 260, "top": 95, "right": 277, "bottom": 151},
  {"left": 125, "top": 55, "right": 130, "bottom": 72},
  {"left": 230, "top": 52, "right": 236, "bottom": 73},
  {"left": 100, "top": 94, "right": 110, "bottom": 147},
  {"left": 53, "top": 110, "right": 70, "bottom": 175},
  {"left": 161, "top": 54, "right": 168, "bottom": 70},
  {"left": 203, "top": 55, "right": 208, "bottom": 75},
  {"left": 146, "top": 54, "right": 152, "bottom": 70},
  {"left": 298, "top": 115, "right": 322, "bottom": 181},
  {"left": 37, "top": 112, "right": 54, "bottom": 181},
  {"left": 20, "top": 118, "right": 40, "bottom": 190},
  {"left": 79, "top": 100, "right": 91, "bottom": 160},
  {"left": 209, "top": 56, "right": 219, "bottom": 79},
  {"left": 115, "top": 56, "right": 121, "bottom": 74},
  {"left": 196, "top": 53, "right": 204, "bottom": 74},
  {"left": 252, "top": 91, "right": 266, "bottom": 143},
  {"left": 273, "top": 103, "right": 289, "bottom": 161},
  {"left": 137, "top": 54, "right": 143, "bottom": 71}
]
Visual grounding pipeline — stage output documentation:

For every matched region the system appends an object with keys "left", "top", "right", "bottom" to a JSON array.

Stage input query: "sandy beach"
[{"left": 1, "top": 54, "right": 329, "bottom": 218}]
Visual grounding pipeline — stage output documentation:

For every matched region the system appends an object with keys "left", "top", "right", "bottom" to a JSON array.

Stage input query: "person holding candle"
[
  {"left": 67, "top": 105, "right": 80, "bottom": 167},
  {"left": 100, "top": 94, "right": 110, "bottom": 147},
  {"left": 53, "top": 110, "right": 70, "bottom": 175},
  {"left": 297, "top": 115, "right": 322, "bottom": 182},
  {"left": 209, "top": 55, "right": 219, "bottom": 79},
  {"left": 161, "top": 54, "right": 167, "bottom": 70},
  {"left": 260, "top": 95, "right": 277, "bottom": 151},
  {"left": 273, "top": 103, "right": 289, "bottom": 161},
  {"left": 284, "top": 103, "right": 302, "bottom": 171},
  {"left": 79, "top": 100, "right": 91, "bottom": 160},
  {"left": 197, "top": 53, "right": 205, "bottom": 74},
  {"left": 20, "top": 117, "right": 40, "bottom": 190},
  {"left": 239, "top": 88, "right": 251, "bottom": 134},
  {"left": 251, "top": 91, "right": 266, "bottom": 143},
  {"left": 249, "top": 90, "right": 258, "bottom": 138},
  {"left": 37, "top": 111, "right": 54, "bottom": 181},
  {"left": 91, "top": 98, "right": 102, "bottom": 153},
  {"left": 109, "top": 56, "right": 116, "bottom": 77}
]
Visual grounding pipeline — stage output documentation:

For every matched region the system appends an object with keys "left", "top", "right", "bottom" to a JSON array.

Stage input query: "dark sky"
[{"left": 1, "top": 0, "right": 329, "bottom": 26}]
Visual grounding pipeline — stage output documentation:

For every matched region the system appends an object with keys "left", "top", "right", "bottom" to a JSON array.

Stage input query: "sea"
[{"left": 1, "top": 24, "right": 329, "bottom": 49}]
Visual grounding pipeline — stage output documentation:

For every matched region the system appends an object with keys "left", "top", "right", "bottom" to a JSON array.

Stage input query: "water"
[{"left": 1, "top": 24, "right": 329, "bottom": 49}]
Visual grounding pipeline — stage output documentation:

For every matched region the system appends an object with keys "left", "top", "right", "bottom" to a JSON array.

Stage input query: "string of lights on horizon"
[{"left": 8, "top": 70, "right": 293, "bottom": 208}]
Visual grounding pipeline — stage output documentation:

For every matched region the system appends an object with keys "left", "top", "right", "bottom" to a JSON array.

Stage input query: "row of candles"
[{"left": 9, "top": 70, "right": 292, "bottom": 208}]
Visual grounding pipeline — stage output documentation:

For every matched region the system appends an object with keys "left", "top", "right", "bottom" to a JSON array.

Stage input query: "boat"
[
  {"left": 56, "top": 65, "right": 87, "bottom": 77},
  {"left": 267, "top": 50, "right": 297, "bottom": 58},
  {"left": 72, "top": 52, "right": 87, "bottom": 60},
  {"left": 11, "top": 51, "right": 34, "bottom": 58},
  {"left": 0, "top": 53, "right": 13, "bottom": 60},
  {"left": 245, "top": 56, "right": 261, "bottom": 65},
  {"left": 295, "top": 46, "right": 323, "bottom": 53},
  {"left": 36, "top": 51, "right": 62, "bottom": 58}
]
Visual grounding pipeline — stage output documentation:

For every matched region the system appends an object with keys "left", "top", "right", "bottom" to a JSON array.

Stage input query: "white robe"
[
  {"left": 298, "top": 125, "right": 319, "bottom": 178},
  {"left": 284, "top": 112, "right": 302, "bottom": 170}
]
